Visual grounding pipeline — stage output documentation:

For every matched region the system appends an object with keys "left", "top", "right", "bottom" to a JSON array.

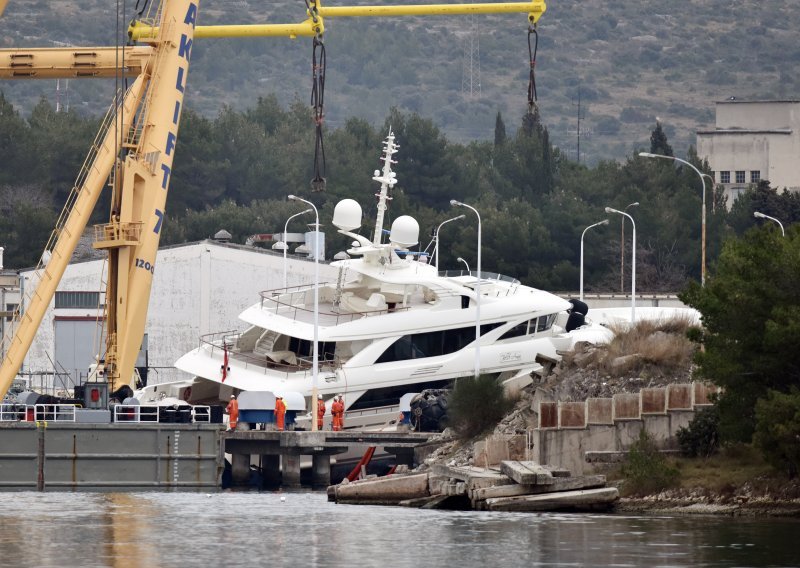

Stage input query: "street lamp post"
[
  {"left": 754, "top": 211, "right": 785, "bottom": 236},
  {"left": 620, "top": 202, "right": 639, "bottom": 293},
  {"left": 639, "top": 152, "right": 707, "bottom": 286},
  {"left": 279, "top": 208, "right": 312, "bottom": 289},
  {"left": 434, "top": 215, "right": 465, "bottom": 270},
  {"left": 288, "top": 195, "right": 320, "bottom": 431},
  {"left": 581, "top": 219, "right": 609, "bottom": 301},
  {"left": 456, "top": 257, "right": 470, "bottom": 273},
  {"left": 605, "top": 207, "right": 636, "bottom": 322},
  {"left": 451, "top": 200, "right": 481, "bottom": 378}
]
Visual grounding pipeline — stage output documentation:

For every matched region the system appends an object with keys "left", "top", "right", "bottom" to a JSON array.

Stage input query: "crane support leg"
[{"left": 0, "top": 76, "right": 147, "bottom": 398}]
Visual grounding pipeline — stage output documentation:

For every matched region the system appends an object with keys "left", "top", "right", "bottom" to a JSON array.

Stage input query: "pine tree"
[
  {"left": 649, "top": 121, "right": 674, "bottom": 157},
  {"left": 494, "top": 111, "right": 506, "bottom": 146}
]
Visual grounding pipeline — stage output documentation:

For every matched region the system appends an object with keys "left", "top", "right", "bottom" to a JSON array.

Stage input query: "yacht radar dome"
[
  {"left": 390, "top": 216, "right": 420, "bottom": 248},
  {"left": 333, "top": 199, "right": 362, "bottom": 231}
]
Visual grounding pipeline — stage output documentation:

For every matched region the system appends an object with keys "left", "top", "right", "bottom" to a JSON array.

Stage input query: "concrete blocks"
[
  {"left": 612, "top": 393, "right": 640, "bottom": 420},
  {"left": 640, "top": 387, "right": 667, "bottom": 414},
  {"left": 586, "top": 398, "right": 613, "bottom": 425},
  {"left": 667, "top": 383, "right": 692, "bottom": 410},
  {"left": 693, "top": 381, "right": 718, "bottom": 406},
  {"left": 559, "top": 402, "right": 586, "bottom": 428},
  {"left": 334, "top": 472, "right": 430, "bottom": 504},
  {"left": 539, "top": 402, "right": 558, "bottom": 428}
]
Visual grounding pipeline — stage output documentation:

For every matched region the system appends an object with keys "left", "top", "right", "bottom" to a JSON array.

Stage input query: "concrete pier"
[{"left": 223, "top": 430, "right": 434, "bottom": 488}]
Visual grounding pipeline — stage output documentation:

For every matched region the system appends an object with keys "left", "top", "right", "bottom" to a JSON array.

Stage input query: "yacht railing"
[
  {"left": 258, "top": 284, "right": 410, "bottom": 323},
  {"left": 198, "top": 330, "right": 342, "bottom": 379},
  {"left": 439, "top": 270, "right": 522, "bottom": 297}
]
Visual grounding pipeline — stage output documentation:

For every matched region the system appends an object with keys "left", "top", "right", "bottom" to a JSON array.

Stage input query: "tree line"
[{"left": 1, "top": 91, "right": 797, "bottom": 293}]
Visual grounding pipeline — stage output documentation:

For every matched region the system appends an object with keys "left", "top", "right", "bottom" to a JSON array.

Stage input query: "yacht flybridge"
[{"left": 137, "top": 132, "right": 685, "bottom": 428}]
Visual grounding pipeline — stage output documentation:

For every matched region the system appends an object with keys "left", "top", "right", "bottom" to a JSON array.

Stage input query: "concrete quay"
[{"left": 223, "top": 430, "right": 434, "bottom": 488}]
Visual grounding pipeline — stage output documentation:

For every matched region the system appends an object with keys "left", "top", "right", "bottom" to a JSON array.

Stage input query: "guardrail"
[{"left": 1, "top": 403, "right": 214, "bottom": 424}]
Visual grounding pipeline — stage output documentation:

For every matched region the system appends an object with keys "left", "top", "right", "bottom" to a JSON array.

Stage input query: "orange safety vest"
[
  {"left": 226, "top": 399, "right": 239, "bottom": 429},
  {"left": 317, "top": 400, "right": 326, "bottom": 429},
  {"left": 331, "top": 400, "right": 344, "bottom": 431},
  {"left": 275, "top": 398, "right": 287, "bottom": 431}
]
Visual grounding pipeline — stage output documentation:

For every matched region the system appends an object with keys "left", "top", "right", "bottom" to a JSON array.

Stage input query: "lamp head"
[
  {"left": 302, "top": 208, "right": 313, "bottom": 214},
  {"left": 457, "top": 257, "right": 465, "bottom": 262},
  {"left": 639, "top": 152, "right": 657, "bottom": 158},
  {"left": 456, "top": 214, "right": 466, "bottom": 220},
  {"left": 604, "top": 207, "right": 614, "bottom": 214},
  {"left": 450, "top": 199, "right": 461, "bottom": 207},
  {"left": 288, "top": 194, "right": 297, "bottom": 201},
  {"left": 754, "top": 211, "right": 766, "bottom": 219},
  {"left": 600, "top": 219, "right": 610, "bottom": 225},
  {"left": 628, "top": 202, "right": 640, "bottom": 208}
]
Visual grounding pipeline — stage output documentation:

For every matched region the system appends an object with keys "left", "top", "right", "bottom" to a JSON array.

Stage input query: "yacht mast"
[{"left": 372, "top": 131, "right": 399, "bottom": 245}]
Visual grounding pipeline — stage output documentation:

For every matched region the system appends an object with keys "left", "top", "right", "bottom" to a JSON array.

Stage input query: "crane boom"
[{"left": 0, "top": 0, "right": 546, "bottom": 399}]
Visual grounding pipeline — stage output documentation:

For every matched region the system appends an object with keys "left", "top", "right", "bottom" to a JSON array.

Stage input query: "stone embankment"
[{"left": 328, "top": 461, "right": 619, "bottom": 512}]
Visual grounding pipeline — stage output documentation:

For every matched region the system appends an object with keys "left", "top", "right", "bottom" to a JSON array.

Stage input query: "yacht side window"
[
  {"left": 536, "top": 314, "right": 557, "bottom": 333},
  {"left": 499, "top": 320, "right": 528, "bottom": 341},
  {"left": 375, "top": 323, "right": 506, "bottom": 364}
]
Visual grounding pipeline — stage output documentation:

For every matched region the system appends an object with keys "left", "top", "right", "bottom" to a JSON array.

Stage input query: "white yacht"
[{"left": 138, "top": 131, "right": 689, "bottom": 428}]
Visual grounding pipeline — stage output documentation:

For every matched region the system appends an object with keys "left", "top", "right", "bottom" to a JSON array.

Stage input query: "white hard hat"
[
  {"left": 317, "top": 394, "right": 323, "bottom": 399},
  {"left": 230, "top": 395, "right": 235, "bottom": 399}
]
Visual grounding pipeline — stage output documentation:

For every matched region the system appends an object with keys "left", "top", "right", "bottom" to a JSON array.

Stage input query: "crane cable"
[
  {"left": 310, "top": 34, "right": 327, "bottom": 192},
  {"left": 526, "top": 24, "right": 538, "bottom": 115}
]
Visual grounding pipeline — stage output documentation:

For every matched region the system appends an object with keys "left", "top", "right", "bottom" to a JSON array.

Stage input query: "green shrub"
[
  {"left": 621, "top": 429, "right": 680, "bottom": 495},
  {"left": 754, "top": 389, "right": 800, "bottom": 478},
  {"left": 447, "top": 374, "right": 514, "bottom": 440},
  {"left": 677, "top": 406, "right": 720, "bottom": 458}
]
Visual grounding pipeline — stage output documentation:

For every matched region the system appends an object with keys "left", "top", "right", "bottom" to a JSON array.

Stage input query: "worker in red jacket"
[
  {"left": 226, "top": 394, "right": 239, "bottom": 431},
  {"left": 317, "top": 394, "right": 326, "bottom": 430},
  {"left": 331, "top": 395, "right": 344, "bottom": 431},
  {"left": 275, "top": 395, "right": 287, "bottom": 431}
]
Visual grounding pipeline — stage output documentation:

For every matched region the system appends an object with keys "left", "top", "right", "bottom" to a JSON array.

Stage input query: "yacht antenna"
[{"left": 372, "top": 131, "right": 399, "bottom": 245}]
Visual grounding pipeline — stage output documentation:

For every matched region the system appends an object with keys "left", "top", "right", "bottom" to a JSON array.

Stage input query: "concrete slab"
[
  {"left": 500, "top": 461, "right": 555, "bottom": 485},
  {"left": 470, "top": 475, "right": 607, "bottom": 502},
  {"left": 486, "top": 487, "right": 619, "bottom": 512},
  {"left": 693, "top": 381, "right": 718, "bottom": 406},
  {"left": 613, "top": 393, "right": 641, "bottom": 420},
  {"left": 539, "top": 402, "right": 558, "bottom": 428},
  {"left": 334, "top": 472, "right": 430, "bottom": 504},
  {"left": 430, "top": 464, "right": 515, "bottom": 490}
]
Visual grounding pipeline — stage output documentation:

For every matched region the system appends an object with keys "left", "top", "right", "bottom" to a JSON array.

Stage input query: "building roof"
[
  {"left": 717, "top": 99, "right": 800, "bottom": 105},
  {"left": 696, "top": 129, "right": 792, "bottom": 136}
]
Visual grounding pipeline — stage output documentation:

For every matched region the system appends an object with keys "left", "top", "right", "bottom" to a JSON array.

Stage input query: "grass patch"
[
  {"left": 619, "top": 429, "right": 680, "bottom": 496},
  {"left": 673, "top": 444, "right": 775, "bottom": 492}
]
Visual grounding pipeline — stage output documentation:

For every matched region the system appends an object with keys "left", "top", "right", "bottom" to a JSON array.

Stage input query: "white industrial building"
[
  {"left": 18, "top": 240, "right": 339, "bottom": 393},
  {"left": 697, "top": 100, "right": 800, "bottom": 207}
]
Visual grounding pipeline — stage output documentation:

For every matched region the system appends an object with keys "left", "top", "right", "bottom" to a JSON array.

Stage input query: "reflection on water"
[{"left": 0, "top": 491, "right": 797, "bottom": 567}]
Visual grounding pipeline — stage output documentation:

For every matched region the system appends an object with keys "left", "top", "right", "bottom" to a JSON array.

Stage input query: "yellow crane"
[{"left": 0, "top": 0, "right": 546, "bottom": 400}]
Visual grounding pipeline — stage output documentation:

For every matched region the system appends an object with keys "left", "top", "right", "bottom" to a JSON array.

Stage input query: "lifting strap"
[
  {"left": 310, "top": 34, "right": 327, "bottom": 192},
  {"left": 526, "top": 25, "right": 538, "bottom": 115}
]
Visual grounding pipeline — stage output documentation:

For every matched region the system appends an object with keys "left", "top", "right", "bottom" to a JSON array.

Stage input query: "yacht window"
[
  {"left": 348, "top": 378, "right": 453, "bottom": 411},
  {"left": 376, "top": 323, "right": 505, "bottom": 364},
  {"left": 288, "top": 337, "right": 337, "bottom": 360},
  {"left": 499, "top": 321, "right": 529, "bottom": 340},
  {"left": 536, "top": 314, "right": 557, "bottom": 333},
  {"left": 460, "top": 296, "right": 470, "bottom": 309}
]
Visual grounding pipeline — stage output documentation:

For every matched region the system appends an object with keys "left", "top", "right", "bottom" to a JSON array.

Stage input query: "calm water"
[{"left": 0, "top": 491, "right": 797, "bottom": 568}]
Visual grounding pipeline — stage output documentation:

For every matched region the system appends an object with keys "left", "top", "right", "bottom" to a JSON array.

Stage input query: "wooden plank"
[
  {"left": 500, "top": 461, "right": 554, "bottom": 485},
  {"left": 470, "top": 475, "right": 607, "bottom": 502},
  {"left": 486, "top": 487, "right": 619, "bottom": 512}
]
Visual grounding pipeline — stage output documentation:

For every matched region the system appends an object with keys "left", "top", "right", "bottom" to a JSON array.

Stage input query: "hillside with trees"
[
  {"left": 2, "top": 90, "right": 797, "bottom": 295},
  {"left": 2, "top": 0, "right": 800, "bottom": 163}
]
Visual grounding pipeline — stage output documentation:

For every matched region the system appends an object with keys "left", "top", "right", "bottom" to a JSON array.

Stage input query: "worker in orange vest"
[
  {"left": 316, "top": 394, "right": 326, "bottom": 430},
  {"left": 275, "top": 395, "right": 287, "bottom": 431},
  {"left": 331, "top": 395, "right": 344, "bottom": 431},
  {"left": 226, "top": 394, "right": 239, "bottom": 431}
]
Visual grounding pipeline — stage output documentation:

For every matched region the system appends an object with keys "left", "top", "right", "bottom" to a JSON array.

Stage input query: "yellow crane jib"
[{"left": 128, "top": 0, "right": 546, "bottom": 41}]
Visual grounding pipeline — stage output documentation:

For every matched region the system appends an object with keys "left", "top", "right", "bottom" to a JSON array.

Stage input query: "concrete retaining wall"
[{"left": 534, "top": 382, "right": 718, "bottom": 475}]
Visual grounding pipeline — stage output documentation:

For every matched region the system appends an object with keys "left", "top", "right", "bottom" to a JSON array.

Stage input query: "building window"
[
  {"left": 720, "top": 171, "right": 730, "bottom": 184},
  {"left": 5, "top": 303, "right": 17, "bottom": 321},
  {"left": 736, "top": 170, "right": 746, "bottom": 184},
  {"left": 54, "top": 291, "right": 101, "bottom": 309},
  {"left": 751, "top": 170, "right": 761, "bottom": 183}
]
